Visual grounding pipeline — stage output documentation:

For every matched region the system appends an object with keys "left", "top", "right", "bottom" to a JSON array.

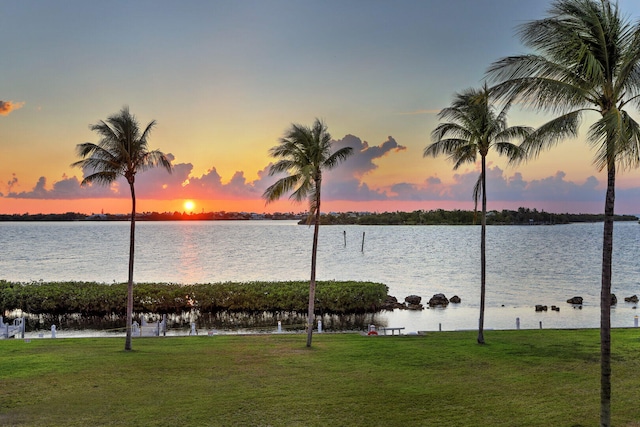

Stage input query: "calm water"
[{"left": 1, "top": 220, "right": 639, "bottom": 333}]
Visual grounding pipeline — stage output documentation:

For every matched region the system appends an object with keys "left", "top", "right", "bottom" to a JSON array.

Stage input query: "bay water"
[{"left": 1, "top": 220, "right": 638, "bottom": 333}]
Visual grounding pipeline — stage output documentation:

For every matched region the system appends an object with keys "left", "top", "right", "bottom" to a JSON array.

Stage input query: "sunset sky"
[{"left": 2, "top": 0, "right": 640, "bottom": 215}]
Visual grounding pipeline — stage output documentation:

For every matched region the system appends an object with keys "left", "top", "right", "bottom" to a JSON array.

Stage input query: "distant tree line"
[
  {"left": 311, "top": 208, "right": 639, "bottom": 226},
  {"left": 0, "top": 211, "right": 305, "bottom": 221},
  {"left": 1, "top": 208, "right": 637, "bottom": 224}
]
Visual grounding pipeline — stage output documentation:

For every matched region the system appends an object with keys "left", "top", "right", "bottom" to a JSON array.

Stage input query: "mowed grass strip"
[{"left": 1, "top": 329, "right": 639, "bottom": 427}]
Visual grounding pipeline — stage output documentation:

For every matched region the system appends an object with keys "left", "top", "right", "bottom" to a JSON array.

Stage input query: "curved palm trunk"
[
  {"left": 478, "top": 156, "right": 487, "bottom": 345},
  {"left": 306, "top": 185, "right": 321, "bottom": 348},
  {"left": 600, "top": 163, "right": 615, "bottom": 427},
  {"left": 124, "top": 181, "right": 136, "bottom": 351}
]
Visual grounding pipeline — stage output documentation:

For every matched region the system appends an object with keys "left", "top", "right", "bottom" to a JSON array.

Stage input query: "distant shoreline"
[{"left": 1, "top": 208, "right": 637, "bottom": 225}]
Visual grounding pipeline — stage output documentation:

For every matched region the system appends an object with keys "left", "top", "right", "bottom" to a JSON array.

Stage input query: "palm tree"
[
  {"left": 263, "top": 119, "right": 353, "bottom": 347},
  {"left": 424, "top": 84, "right": 531, "bottom": 344},
  {"left": 72, "top": 106, "right": 172, "bottom": 351},
  {"left": 487, "top": 1, "right": 640, "bottom": 424}
]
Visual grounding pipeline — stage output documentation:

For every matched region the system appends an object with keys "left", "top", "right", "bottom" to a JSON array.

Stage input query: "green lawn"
[{"left": 1, "top": 329, "right": 639, "bottom": 426}]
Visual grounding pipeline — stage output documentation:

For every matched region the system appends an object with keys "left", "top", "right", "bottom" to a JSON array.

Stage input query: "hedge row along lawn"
[
  {"left": 1, "top": 329, "right": 640, "bottom": 426},
  {"left": 0, "top": 280, "right": 388, "bottom": 316}
]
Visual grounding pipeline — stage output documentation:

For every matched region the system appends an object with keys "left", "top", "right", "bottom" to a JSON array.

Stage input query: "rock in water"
[
  {"left": 405, "top": 295, "right": 422, "bottom": 305},
  {"left": 566, "top": 296, "right": 583, "bottom": 305},
  {"left": 428, "top": 293, "right": 449, "bottom": 307},
  {"left": 381, "top": 295, "right": 406, "bottom": 310}
]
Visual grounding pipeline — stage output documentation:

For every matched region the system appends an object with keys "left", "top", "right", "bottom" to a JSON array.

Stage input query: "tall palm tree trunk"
[
  {"left": 478, "top": 155, "right": 487, "bottom": 345},
  {"left": 125, "top": 181, "right": 136, "bottom": 351},
  {"left": 307, "top": 187, "right": 321, "bottom": 348},
  {"left": 600, "top": 162, "right": 615, "bottom": 426}
]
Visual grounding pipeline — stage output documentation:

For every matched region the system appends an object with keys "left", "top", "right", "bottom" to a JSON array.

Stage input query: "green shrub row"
[{"left": 0, "top": 280, "right": 388, "bottom": 316}]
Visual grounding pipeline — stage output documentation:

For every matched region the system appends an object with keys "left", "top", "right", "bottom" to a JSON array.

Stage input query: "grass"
[{"left": 1, "top": 329, "right": 639, "bottom": 426}]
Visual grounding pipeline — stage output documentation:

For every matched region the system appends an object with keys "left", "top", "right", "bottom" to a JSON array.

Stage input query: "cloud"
[
  {"left": 523, "top": 171, "right": 600, "bottom": 201},
  {"left": 320, "top": 135, "right": 406, "bottom": 200},
  {"left": 405, "top": 165, "right": 605, "bottom": 204},
  {"left": 0, "top": 100, "right": 25, "bottom": 116},
  {"left": 6, "top": 175, "right": 116, "bottom": 199},
  {"left": 330, "top": 134, "right": 406, "bottom": 179}
]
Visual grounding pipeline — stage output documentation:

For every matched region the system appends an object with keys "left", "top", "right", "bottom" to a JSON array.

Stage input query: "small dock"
[
  {"left": 378, "top": 327, "right": 405, "bottom": 336},
  {"left": 132, "top": 316, "right": 167, "bottom": 337}
]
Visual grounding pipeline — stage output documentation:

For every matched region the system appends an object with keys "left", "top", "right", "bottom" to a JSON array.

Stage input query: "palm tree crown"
[
  {"left": 487, "top": 0, "right": 640, "bottom": 170},
  {"left": 264, "top": 119, "right": 353, "bottom": 220},
  {"left": 73, "top": 106, "right": 172, "bottom": 187},
  {"left": 426, "top": 84, "right": 529, "bottom": 165}
]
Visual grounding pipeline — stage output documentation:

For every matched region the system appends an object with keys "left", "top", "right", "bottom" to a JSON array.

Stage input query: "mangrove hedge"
[{"left": 0, "top": 280, "right": 388, "bottom": 317}]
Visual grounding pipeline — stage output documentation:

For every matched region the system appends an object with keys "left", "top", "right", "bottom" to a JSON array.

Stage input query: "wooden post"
[
  {"left": 343, "top": 230, "right": 346, "bottom": 247},
  {"left": 361, "top": 231, "right": 365, "bottom": 252}
]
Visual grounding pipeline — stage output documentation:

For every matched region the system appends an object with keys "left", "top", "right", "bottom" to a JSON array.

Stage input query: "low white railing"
[{"left": 1, "top": 317, "right": 24, "bottom": 339}]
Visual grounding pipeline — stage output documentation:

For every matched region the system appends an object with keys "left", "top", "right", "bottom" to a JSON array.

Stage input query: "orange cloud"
[{"left": 0, "top": 100, "right": 25, "bottom": 116}]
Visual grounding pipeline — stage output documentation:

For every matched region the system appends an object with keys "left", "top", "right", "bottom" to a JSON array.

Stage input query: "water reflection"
[{"left": 18, "top": 311, "right": 385, "bottom": 336}]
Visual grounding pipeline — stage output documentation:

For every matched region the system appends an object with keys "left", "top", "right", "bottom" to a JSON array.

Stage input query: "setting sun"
[{"left": 183, "top": 200, "right": 195, "bottom": 212}]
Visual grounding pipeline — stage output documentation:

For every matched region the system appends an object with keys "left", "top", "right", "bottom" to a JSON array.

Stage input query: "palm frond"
[
  {"left": 263, "top": 174, "right": 302, "bottom": 203},
  {"left": 290, "top": 175, "right": 314, "bottom": 204},
  {"left": 306, "top": 184, "right": 320, "bottom": 224},
  {"left": 521, "top": 110, "right": 583, "bottom": 159},
  {"left": 487, "top": 53, "right": 595, "bottom": 110},
  {"left": 494, "top": 141, "right": 527, "bottom": 164},
  {"left": 80, "top": 171, "right": 119, "bottom": 186},
  {"left": 472, "top": 173, "right": 483, "bottom": 223},
  {"left": 588, "top": 108, "right": 640, "bottom": 171},
  {"left": 617, "top": 111, "right": 640, "bottom": 170},
  {"left": 323, "top": 146, "right": 353, "bottom": 170},
  {"left": 430, "top": 123, "right": 473, "bottom": 144}
]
